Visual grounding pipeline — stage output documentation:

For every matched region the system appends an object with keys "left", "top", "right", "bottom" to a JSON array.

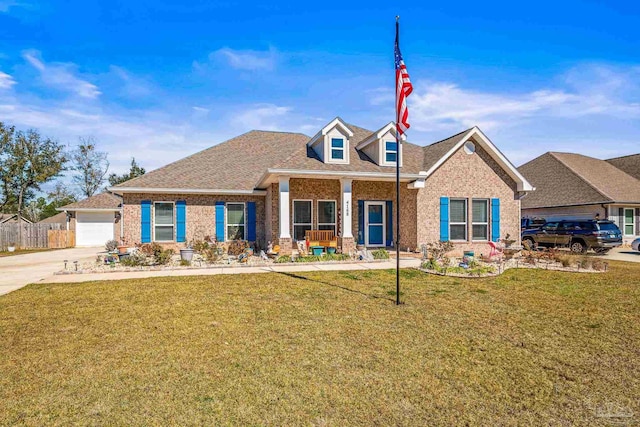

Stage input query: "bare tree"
[{"left": 71, "top": 137, "right": 109, "bottom": 198}]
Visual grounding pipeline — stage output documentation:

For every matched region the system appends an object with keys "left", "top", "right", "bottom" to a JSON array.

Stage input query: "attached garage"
[
  {"left": 57, "top": 192, "right": 123, "bottom": 247},
  {"left": 76, "top": 211, "right": 115, "bottom": 246}
]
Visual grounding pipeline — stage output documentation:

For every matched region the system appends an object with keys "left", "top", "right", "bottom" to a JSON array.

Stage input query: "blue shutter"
[
  {"left": 491, "top": 198, "right": 500, "bottom": 242},
  {"left": 247, "top": 202, "right": 256, "bottom": 241},
  {"left": 440, "top": 197, "right": 449, "bottom": 242},
  {"left": 357, "top": 200, "right": 364, "bottom": 245},
  {"left": 215, "top": 201, "right": 225, "bottom": 242},
  {"left": 141, "top": 200, "right": 151, "bottom": 243},
  {"left": 386, "top": 201, "right": 393, "bottom": 247},
  {"left": 176, "top": 200, "right": 186, "bottom": 242}
]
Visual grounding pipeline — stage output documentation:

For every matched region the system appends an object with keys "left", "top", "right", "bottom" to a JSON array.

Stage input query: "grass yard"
[
  {"left": 0, "top": 248, "right": 54, "bottom": 258},
  {"left": 1, "top": 263, "right": 639, "bottom": 425}
]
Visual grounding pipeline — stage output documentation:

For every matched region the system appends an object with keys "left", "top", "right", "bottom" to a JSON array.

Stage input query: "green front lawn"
[{"left": 1, "top": 263, "right": 639, "bottom": 425}]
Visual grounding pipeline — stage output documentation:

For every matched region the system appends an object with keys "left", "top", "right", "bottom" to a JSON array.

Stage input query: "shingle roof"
[
  {"left": 112, "top": 123, "right": 497, "bottom": 192},
  {"left": 38, "top": 212, "right": 67, "bottom": 223},
  {"left": 115, "top": 130, "right": 310, "bottom": 191},
  {"left": 59, "top": 192, "right": 122, "bottom": 211},
  {"left": 518, "top": 152, "right": 640, "bottom": 209},
  {"left": 607, "top": 154, "right": 640, "bottom": 181}
]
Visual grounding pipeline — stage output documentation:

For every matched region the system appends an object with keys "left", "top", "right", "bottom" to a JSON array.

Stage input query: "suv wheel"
[{"left": 570, "top": 240, "right": 587, "bottom": 254}]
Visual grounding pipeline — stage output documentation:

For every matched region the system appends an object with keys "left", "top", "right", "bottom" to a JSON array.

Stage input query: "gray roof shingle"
[
  {"left": 607, "top": 154, "right": 640, "bottom": 181},
  {"left": 59, "top": 192, "right": 122, "bottom": 210},
  {"left": 519, "top": 152, "right": 640, "bottom": 208}
]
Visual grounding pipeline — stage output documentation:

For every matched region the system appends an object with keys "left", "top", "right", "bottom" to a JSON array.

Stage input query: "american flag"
[{"left": 395, "top": 21, "right": 413, "bottom": 135}]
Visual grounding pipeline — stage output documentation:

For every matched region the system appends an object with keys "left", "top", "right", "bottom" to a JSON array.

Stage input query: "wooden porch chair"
[{"left": 305, "top": 230, "right": 338, "bottom": 250}]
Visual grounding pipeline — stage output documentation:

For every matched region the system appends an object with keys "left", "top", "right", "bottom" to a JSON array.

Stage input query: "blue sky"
[{"left": 1, "top": 0, "right": 639, "bottom": 189}]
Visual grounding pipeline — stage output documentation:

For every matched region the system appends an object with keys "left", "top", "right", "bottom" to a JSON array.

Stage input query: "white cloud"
[
  {"left": 211, "top": 47, "right": 277, "bottom": 71},
  {"left": 0, "top": 0, "right": 20, "bottom": 13},
  {"left": 0, "top": 71, "right": 16, "bottom": 89},
  {"left": 368, "top": 63, "right": 640, "bottom": 163},
  {"left": 22, "top": 49, "right": 101, "bottom": 99}
]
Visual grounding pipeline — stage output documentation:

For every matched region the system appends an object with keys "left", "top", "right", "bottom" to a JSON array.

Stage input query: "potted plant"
[
  {"left": 117, "top": 238, "right": 128, "bottom": 255},
  {"left": 180, "top": 242, "right": 195, "bottom": 262},
  {"left": 7, "top": 242, "right": 16, "bottom": 252}
]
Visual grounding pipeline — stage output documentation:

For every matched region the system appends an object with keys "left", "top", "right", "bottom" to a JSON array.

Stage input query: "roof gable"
[{"left": 58, "top": 192, "right": 122, "bottom": 211}]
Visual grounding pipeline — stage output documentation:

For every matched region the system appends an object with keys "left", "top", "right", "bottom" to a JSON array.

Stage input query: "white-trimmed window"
[
  {"left": 450, "top": 199, "right": 467, "bottom": 241},
  {"left": 330, "top": 138, "right": 345, "bottom": 161},
  {"left": 624, "top": 208, "right": 635, "bottom": 236},
  {"left": 384, "top": 140, "right": 398, "bottom": 164},
  {"left": 317, "top": 200, "right": 337, "bottom": 234},
  {"left": 154, "top": 202, "right": 175, "bottom": 242},
  {"left": 293, "top": 200, "right": 313, "bottom": 241},
  {"left": 472, "top": 199, "right": 489, "bottom": 241},
  {"left": 226, "top": 202, "right": 246, "bottom": 240}
]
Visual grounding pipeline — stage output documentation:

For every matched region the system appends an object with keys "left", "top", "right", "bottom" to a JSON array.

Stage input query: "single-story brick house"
[
  {"left": 109, "top": 118, "right": 533, "bottom": 255},
  {"left": 518, "top": 152, "right": 640, "bottom": 242},
  {"left": 56, "top": 192, "right": 123, "bottom": 246}
]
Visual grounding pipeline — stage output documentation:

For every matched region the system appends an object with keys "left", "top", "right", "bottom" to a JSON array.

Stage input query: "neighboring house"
[
  {"left": 0, "top": 214, "right": 32, "bottom": 224},
  {"left": 109, "top": 118, "right": 533, "bottom": 255},
  {"left": 518, "top": 152, "right": 640, "bottom": 241},
  {"left": 37, "top": 212, "right": 67, "bottom": 225},
  {"left": 57, "top": 192, "right": 123, "bottom": 246},
  {"left": 607, "top": 153, "right": 640, "bottom": 181}
]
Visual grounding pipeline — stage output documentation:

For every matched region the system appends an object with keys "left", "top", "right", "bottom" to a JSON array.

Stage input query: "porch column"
[
  {"left": 340, "top": 178, "right": 356, "bottom": 254},
  {"left": 278, "top": 176, "right": 291, "bottom": 239},
  {"left": 341, "top": 178, "right": 353, "bottom": 238}
]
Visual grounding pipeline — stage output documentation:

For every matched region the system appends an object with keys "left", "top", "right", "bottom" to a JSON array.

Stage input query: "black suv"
[
  {"left": 521, "top": 217, "right": 546, "bottom": 231},
  {"left": 521, "top": 220, "right": 623, "bottom": 253}
]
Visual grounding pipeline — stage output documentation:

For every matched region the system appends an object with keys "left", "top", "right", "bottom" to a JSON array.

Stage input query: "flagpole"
[{"left": 395, "top": 16, "right": 401, "bottom": 306}]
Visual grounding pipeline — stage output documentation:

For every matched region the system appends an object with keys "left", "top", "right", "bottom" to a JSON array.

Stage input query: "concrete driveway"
[
  {"left": 0, "top": 247, "right": 101, "bottom": 296},
  {"left": 600, "top": 247, "right": 640, "bottom": 263}
]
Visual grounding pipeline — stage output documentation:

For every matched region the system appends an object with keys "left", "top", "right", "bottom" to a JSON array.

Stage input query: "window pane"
[
  {"left": 450, "top": 200, "right": 466, "bottom": 223},
  {"left": 293, "top": 201, "right": 311, "bottom": 223},
  {"left": 155, "top": 226, "right": 174, "bottom": 241},
  {"left": 331, "top": 138, "right": 344, "bottom": 148},
  {"left": 294, "top": 225, "right": 311, "bottom": 241},
  {"left": 331, "top": 149, "right": 344, "bottom": 160},
  {"left": 385, "top": 141, "right": 397, "bottom": 152},
  {"left": 318, "top": 224, "right": 335, "bottom": 232},
  {"left": 155, "top": 203, "right": 173, "bottom": 225},
  {"left": 472, "top": 200, "right": 487, "bottom": 222},
  {"left": 450, "top": 224, "right": 466, "bottom": 240},
  {"left": 227, "top": 204, "right": 245, "bottom": 226},
  {"left": 625, "top": 224, "right": 634, "bottom": 235},
  {"left": 385, "top": 152, "right": 397, "bottom": 163},
  {"left": 625, "top": 209, "right": 634, "bottom": 221},
  {"left": 318, "top": 201, "right": 335, "bottom": 224},
  {"left": 227, "top": 225, "right": 245, "bottom": 241},
  {"left": 472, "top": 224, "right": 488, "bottom": 240}
]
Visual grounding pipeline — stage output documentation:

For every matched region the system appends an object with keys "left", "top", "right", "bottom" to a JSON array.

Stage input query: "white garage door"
[{"left": 76, "top": 212, "right": 114, "bottom": 246}]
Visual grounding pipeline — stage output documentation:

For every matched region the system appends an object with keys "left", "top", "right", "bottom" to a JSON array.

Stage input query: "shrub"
[
  {"left": 180, "top": 259, "right": 191, "bottom": 267},
  {"left": 105, "top": 239, "right": 118, "bottom": 252},
  {"left": 227, "top": 240, "right": 249, "bottom": 256},
  {"left": 202, "top": 242, "right": 225, "bottom": 263},
  {"left": 578, "top": 256, "right": 592, "bottom": 269},
  {"left": 592, "top": 258, "right": 606, "bottom": 271},
  {"left": 191, "top": 240, "right": 210, "bottom": 253},
  {"left": 371, "top": 248, "right": 390, "bottom": 260},
  {"left": 295, "top": 253, "right": 349, "bottom": 263},
  {"left": 556, "top": 254, "right": 572, "bottom": 268},
  {"left": 427, "top": 241, "right": 454, "bottom": 262},
  {"left": 138, "top": 243, "right": 174, "bottom": 265},
  {"left": 120, "top": 252, "right": 146, "bottom": 267},
  {"left": 275, "top": 255, "right": 291, "bottom": 263}
]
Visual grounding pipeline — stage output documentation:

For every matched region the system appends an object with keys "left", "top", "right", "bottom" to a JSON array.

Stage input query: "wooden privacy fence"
[
  {"left": 48, "top": 230, "right": 76, "bottom": 249},
  {"left": 0, "top": 223, "right": 74, "bottom": 250}
]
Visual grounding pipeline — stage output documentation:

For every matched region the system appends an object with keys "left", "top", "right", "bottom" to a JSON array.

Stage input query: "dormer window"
[
  {"left": 331, "top": 138, "right": 345, "bottom": 160},
  {"left": 384, "top": 141, "right": 398, "bottom": 163},
  {"left": 307, "top": 117, "right": 353, "bottom": 165}
]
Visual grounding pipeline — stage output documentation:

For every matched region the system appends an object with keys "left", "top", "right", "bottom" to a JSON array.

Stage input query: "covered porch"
[{"left": 266, "top": 176, "right": 419, "bottom": 255}]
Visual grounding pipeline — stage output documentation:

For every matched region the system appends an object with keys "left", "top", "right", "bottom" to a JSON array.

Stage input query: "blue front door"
[{"left": 365, "top": 202, "right": 385, "bottom": 246}]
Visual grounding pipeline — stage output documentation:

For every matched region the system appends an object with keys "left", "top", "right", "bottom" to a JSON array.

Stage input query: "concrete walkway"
[
  {"left": 0, "top": 247, "right": 102, "bottom": 295},
  {"left": 42, "top": 258, "right": 423, "bottom": 284}
]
